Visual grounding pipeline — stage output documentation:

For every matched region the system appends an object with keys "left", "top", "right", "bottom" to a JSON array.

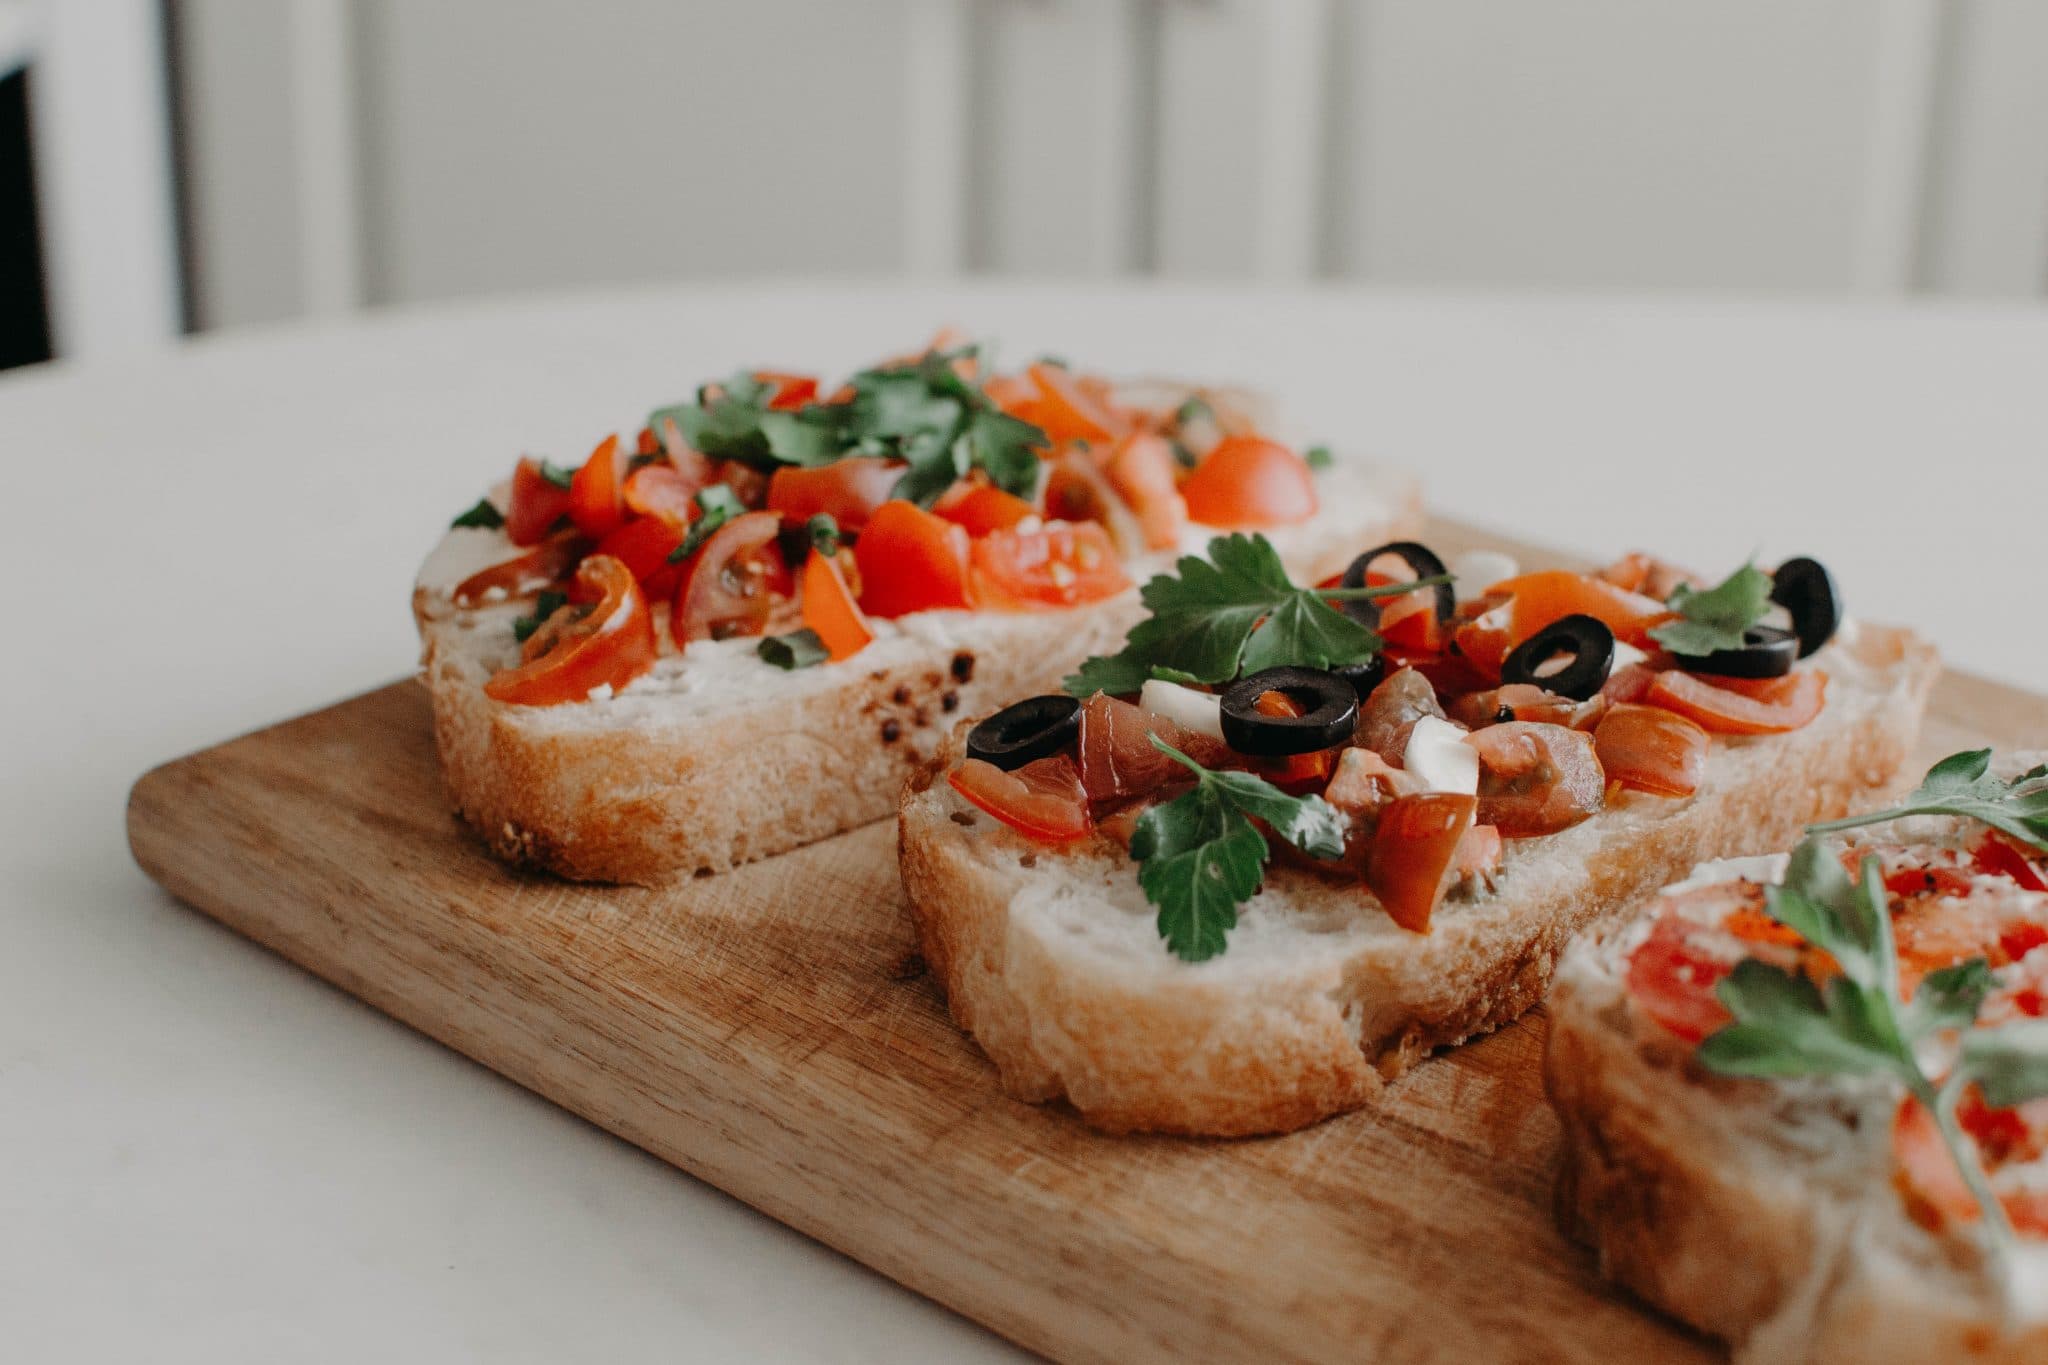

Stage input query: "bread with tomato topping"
[
  {"left": 1546, "top": 782, "right": 2048, "bottom": 1365},
  {"left": 897, "top": 619, "right": 1937, "bottom": 1137}
]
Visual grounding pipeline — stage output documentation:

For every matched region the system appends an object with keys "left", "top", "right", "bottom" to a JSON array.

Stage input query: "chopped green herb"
[
  {"left": 1649, "top": 562, "right": 1772, "bottom": 656},
  {"left": 450, "top": 498, "right": 504, "bottom": 530},
  {"left": 806, "top": 513, "right": 841, "bottom": 557},
  {"left": 512, "top": 590, "right": 569, "bottom": 644},
  {"left": 1169, "top": 440, "right": 1199, "bottom": 470},
  {"left": 1173, "top": 396, "right": 1213, "bottom": 428},
  {"left": 1035, "top": 354, "right": 1069, "bottom": 370},
  {"left": 668, "top": 485, "right": 748, "bottom": 563},
  {"left": 758, "top": 629, "right": 830, "bottom": 670},
  {"left": 538, "top": 459, "right": 577, "bottom": 489},
  {"left": 1304, "top": 445, "right": 1333, "bottom": 471},
  {"left": 1809, "top": 749, "right": 2048, "bottom": 856}
]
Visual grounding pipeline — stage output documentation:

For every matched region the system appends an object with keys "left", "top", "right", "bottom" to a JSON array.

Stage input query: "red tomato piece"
[
  {"left": 1025, "top": 361, "right": 1126, "bottom": 446},
  {"left": 506, "top": 456, "right": 576, "bottom": 547},
  {"left": 854, "top": 499, "right": 976, "bottom": 617},
  {"left": 766, "top": 457, "right": 905, "bottom": 533},
  {"left": 799, "top": 551, "right": 874, "bottom": 662},
  {"left": 1594, "top": 703, "right": 1711, "bottom": 798},
  {"left": 671, "top": 510, "right": 790, "bottom": 645},
  {"left": 1469, "top": 722, "right": 1606, "bottom": 837},
  {"left": 595, "top": 515, "right": 686, "bottom": 600},
  {"left": 1624, "top": 913, "right": 1737, "bottom": 1043},
  {"left": 568, "top": 434, "right": 628, "bottom": 539},
  {"left": 948, "top": 755, "right": 1094, "bottom": 842},
  {"left": 970, "top": 520, "right": 1132, "bottom": 611},
  {"left": 1646, "top": 669, "right": 1828, "bottom": 736},
  {"left": 453, "top": 529, "right": 587, "bottom": 607},
  {"left": 934, "top": 483, "right": 1036, "bottom": 537},
  {"left": 1105, "top": 433, "right": 1188, "bottom": 551},
  {"left": 1978, "top": 833, "right": 2048, "bottom": 893},
  {"left": 752, "top": 371, "right": 819, "bottom": 410},
  {"left": 1485, "top": 570, "right": 1673, "bottom": 649},
  {"left": 483, "top": 555, "right": 658, "bottom": 706},
  {"left": 1253, "top": 689, "right": 1337, "bottom": 790},
  {"left": 1893, "top": 1090, "right": 2048, "bottom": 1238},
  {"left": 622, "top": 463, "right": 704, "bottom": 526},
  {"left": 1365, "top": 792, "right": 1478, "bottom": 932},
  {"left": 1179, "top": 435, "right": 1319, "bottom": 529}
]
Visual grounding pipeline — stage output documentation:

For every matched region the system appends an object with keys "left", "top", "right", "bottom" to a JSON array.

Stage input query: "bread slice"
[
  {"left": 1546, "top": 789, "right": 2048, "bottom": 1364},
  {"left": 897, "top": 621, "right": 1939, "bottom": 1137},
  {"left": 415, "top": 452, "right": 1419, "bottom": 883}
]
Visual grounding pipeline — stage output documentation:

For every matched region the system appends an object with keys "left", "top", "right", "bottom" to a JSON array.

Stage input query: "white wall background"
[{"left": 167, "top": 0, "right": 2048, "bottom": 334}]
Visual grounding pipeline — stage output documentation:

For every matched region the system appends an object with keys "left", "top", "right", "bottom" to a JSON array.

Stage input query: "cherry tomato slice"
[
  {"left": 672, "top": 511, "right": 790, "bottom": 645},
  {"left": 483, "top": 555, "right": 658, "bottom": 706},
  {"left": 1979, "top": 832, "right": 2048, "bottom": 892},
  {"left": 752, "top": 371, "right": 819, "bottom": 410},
  {"left": 1365, "top": 792, "right": 1478, "bottom": 932},
  {"left": 1486, "top": 570, "right": 1673, "bottom": 649},
  {"left": 568, "top": 434, "right": 628, "bottom": 539},
  {"left": 1624, "top": 913, "right": 1736, "bottom": 1043},
  {"left": 506, "top": 457, "right": 576, "bottom": 547},
  {"left": 1594, "top": 702, "right": 1711, "bottom": 798},
  {"left": 799, "top": 551, "right": 874, "bottom": 662},
  {"left": 1105, "top": 433, "right": 1188, "bottom": 551},
  {"left": 595, "top": 515, "right": 686, "bottom": 600},
  {"left": 1645, "top": 668, "right": 1828, "bottom": 736},
  {"left": 453, "top": 529, "right": 587, "bottom": 607},
  {"left": 1893, "top": 1089, "right": 2048, "bottom": 1237},
  {"left": 1180, "top": 435, "right": 1319, "bottom": 529},
  {"left": 1025, "top": 361, "right": 1126, "bottom": 446},
  {"left": 970, "top": 520, "right": 1131, "bottom": 610},
  {"left": 949, "top": 754, "right": 1094, "bottom": 842},
  {"left": 622, "top": 463, "right": 704, "bottom": 526},
  {"left": 934, "top": 483, "right": 1036, "bottom": 537},
  {"left": 765, "top": 456, "right": 905, "bottom": 532},
  {"left": 854, "top": 499, "right": 976, "bottom": 618}
]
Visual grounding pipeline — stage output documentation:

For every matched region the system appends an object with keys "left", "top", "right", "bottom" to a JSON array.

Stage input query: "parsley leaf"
[
  {"left": 1648, "top": 562, "right": 1772, "bottom": 656},
  {"left": 806, "top": 514, "right": 841, "bottom": 557},
  {"left": 1063, "top": 533, "right": 1429, "bottom": 695},
  {"left": 1131, "top": 738, "right": 1347, "bottom": 962},
  {"left": 1304, "top": 445, "right": 1333, "bottom": 471},
  {"left": 758, "top": 629, "right": 830, "bottom": 670},
  {"left": 450, "top": 498, "right": 504, "bottom": 530},
  {"left": 1809, "top": 749, "right": 2048, "bottom": 855},
  {"left": 667, "top": 485, "right": 748, "bottom": 562},
  {"left": 538, "top": 459, "right": 577, "bottom": 489},
  {"left": 512, "top": 590, "right": 569, "bottom": 644},
  {"left": 1962, "top": 1023, "right": 2048, "bottom": 1109}
]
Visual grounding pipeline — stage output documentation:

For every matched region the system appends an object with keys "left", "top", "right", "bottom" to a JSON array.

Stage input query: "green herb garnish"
[
  {"left": 1696, "top": 836, "right": 2048, "bottom": 1251},
  {"left": 537, "top": 459, "right": 577, "bottom": 489},
  {"left": 667, "top": 485, "right": 748, "bottom": 563},
  {"left": 450, "top": 498, "right": 504, "bottom": 530},
  {"left": 1172, "top": 396, "right": 1213, "bottom": 428},
  {"left": 1809, "top": 749, "right": 2048, "bottom": 856},
  {"left": 1648, "top": 562, "right": 1772, "bottom": 656},
  {"left": 1062, "top": 533, "right": 1439, "bottom": 696},
  {"left": 1131, "top": 738, "right": 1347, "bottom": 962},
  {"left": 1303, "top": 445, "right": 1333, "bottom": 471},
  {"left": 806, "top": 513, "right": 841, "bottom": 557},
  {"left": 512, "top": 590, "right": 569, "bottom": 644},
  {"left": 757, "top": 629, "right": 830, "bottom": 670}
]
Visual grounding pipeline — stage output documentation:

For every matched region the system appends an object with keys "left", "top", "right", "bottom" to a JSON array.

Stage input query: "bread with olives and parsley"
[
  {"left": 897, "top": 542, "right": 1939, "bottom": 1137},
  {"left": 414, "top": 349, "right": 1421, "bottom": 883},
  {"left": 1547, "top": 760, "right": 2048, "bottom": 1365}
]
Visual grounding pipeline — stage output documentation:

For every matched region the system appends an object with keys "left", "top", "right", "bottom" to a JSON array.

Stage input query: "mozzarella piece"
[
  {"left": 1403, "top": 716, "right": 1479, "bottom": 795},
  {"left": 1611, "top": 638, "right": 1651, "bottom": 671},
  {"left": 1452, "top": 549, "right": 1519, "bottom": 598},
  {"left": 1662, "top": 853, "right": 1791, "bottom": 896},
  {"left": 1139, "top": 679, "right": 1225, "bottom": 741}
]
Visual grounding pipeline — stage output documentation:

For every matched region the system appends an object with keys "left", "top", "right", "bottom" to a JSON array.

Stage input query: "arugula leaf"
[
  {"left": 538, "top": 459, "right": 577, "bottom": 489},
  {"left": 512, "top": 590, "right": 569, "bottom": 644},
  {"left": 1649, "top": 562, "right": 1772, "bottom": 656},
  {"left": 667, "top": 485, "right": 748, "bottom": 562},
  {"left": 1130, "top": 738, "right": 1346, "bottom": 962},
  {"left": 757, "top": 629, "right": 830, "bottom": 670},
  {"left": 1064, "top": 533, "right": 1423, "bottom": 695},
  {"left": 450, "top": 498, "right": 504, "bottom": 530},
  {"left": 1809, "top": 749, "right": 2048, "bottom": 855},
  {"left": 1304, "top": 445, "right": 1333, "bottom": 471},
  {"left": 806, "top": 514, "right": 841, "bottom": 557}
]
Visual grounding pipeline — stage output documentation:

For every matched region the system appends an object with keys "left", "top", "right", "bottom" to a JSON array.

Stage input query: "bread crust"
[{"left": 898, "top": 624, "right": 1940, "bottom": 1137}]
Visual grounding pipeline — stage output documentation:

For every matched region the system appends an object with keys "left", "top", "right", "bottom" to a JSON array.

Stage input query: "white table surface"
[{"left": 5, "top": 281, "right": 2045, "bottom": 1362}]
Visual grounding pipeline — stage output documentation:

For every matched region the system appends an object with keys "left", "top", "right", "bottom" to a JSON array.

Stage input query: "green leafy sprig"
[
  {"left": 1131, "top": 738, "right": 1347, "bottom": 962},
  {"left": 512, "top": 590, "right": 569, "bottom": 645},
  {"left": 450, "top": 498, "right": 504, "bottom": 530},
  {"left": 758, "top": 629, "right": 829, "bottom": 670},
  {"left": 666, "top": 485, "right": 749, "bottom": 563},
  {"left": 1063, "top": 533, "right": 1444, "bottom": 696},
  {"left": 1649, "top": 561, "right": 1773, "bottom": 656},
  {"left": 1696, "top": 837, "right": 2048, "bottom": 1252},
  {"left": 1809, "top": 749, "right": 2048, "bottom": 856}
]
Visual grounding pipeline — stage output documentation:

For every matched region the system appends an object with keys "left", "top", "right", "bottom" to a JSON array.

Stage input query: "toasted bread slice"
[
  {"left": 897, "top": 622, "right": 1938, "bottom": 1136},
  {"left": 415, "top": 452, "right": 1419, "bottom": 882},
  {"left": 1547, "top": 784, "right": 2048, "bottom": 1364}
]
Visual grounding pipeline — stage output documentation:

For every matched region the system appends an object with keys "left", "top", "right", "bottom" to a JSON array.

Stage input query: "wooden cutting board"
[{"left": 126, "top": 522, "right": 2048, "bottom": 1364}]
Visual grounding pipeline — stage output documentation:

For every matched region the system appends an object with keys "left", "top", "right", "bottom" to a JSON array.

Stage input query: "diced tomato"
[
  {"left": 1602, "top": 662, "right": 1660, "bottom": 705},
  {"left": 1455, "top": 823, "right": 1504, "bottom": 880},
  {"left": 1377, "top": 589, "right": 1444, "bottom": 653},
  {"left": 1978, "top": 832, "right": 2048, "bottom": 892},
  {"left": 799, "top": 551, "right": 873, "bottom": 662},
  {"left": 1180, "top": 435, "right": 1318, "bottom": 529},
  {"left": 949, "top": 754, "right": 1094, "bottom": 843},
  {"left": 1485, "top": 570, "right": 1673, "bottom": 649},
  {"left": 1024, "top": 361, "right": 1125, "bottom": 446},
  {"left": 1253, "top": 689, "right": 1337, "bottom": 790},
  {"left": 622, "top": 463, "right": 704, "bottom": 526},
  {"left": 1594, "top": 703, "right": 1710, "bottom": 798},
  {"left": 1365, "top": 792, "right": 1478, "bottom": 932},
  {"left": 1893, "top": 1090, "right": 2048, "bottom": 1238},
  {"left": 752, "top": 371, "right": 819, "bottom": 410},
  {"left": 568, "top": 434, "right": 628, "bottom": 539},
  {"left": 484, "top": 555, "right": 658, "bottom": 706},
  {"left": 1105, "top": 433, "right": 1188, "bottom": 551},
  {"left": 671, "top": 510, "right": 790, "bottom": 645},
  {"left": 1450, "top": 609, "right": 1512, "bottom": 682},
  {"left": 636, "top": 426, "right": 660, "bottom": 456},
  {"left": 970, "top": 520, "right": 1131, "bottom": 610},
  {"left": 1625, "top": 914, "right": 1736, "bottom": 1043},
  {"left": 1042, "top": 450, "right": 1146, "bottom": 558},
  {"left": 453, "top": 529, "right": 587, "bottom": 607},
  {"left": 1646, "top": 669, "right": 1828, "bottom": 736},
  {"left": 934, "top": 483, "right": 1036, "bottom": 537},
  {"left": 1891, "top": 896, "right": 2008, "bottom": 996},
  {"left": 854, "top": 499, "right": 975, "bottom": 617},
  {"left": 595, "top": 515, "right": 686, "bottom": 599},
  {"left": 766, "top": 456, "right": 905, "bottom": 532},
  {"left": 982, "top": 372, "right": 1038, "bottom": 415},
  {"left": 506, "top": 457, "right": 576, "bottom": 547}
]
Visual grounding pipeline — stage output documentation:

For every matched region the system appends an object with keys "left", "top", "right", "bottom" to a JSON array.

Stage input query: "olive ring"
[
  {"left": 1769, "top": 556, "right": 1841, "bottom": 659},
  {"left": 966, "top": 695, "right": 1082, "bottom": 771},
  {"left": 1219, "top": 667, "right": 1359, "bottom": 756},
  {"left": 1692, "top": 625, "right": 1799, "bottom": 680},
  {"left": 1338, "top": 541, "right": 1454, "bottom": 629},
  {"left": 1499, "top": 614, "right": 1616, "bottom": 701}
]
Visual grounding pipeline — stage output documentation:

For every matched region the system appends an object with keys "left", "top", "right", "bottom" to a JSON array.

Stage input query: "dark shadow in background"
[{"left": 0, "top": 69, "right": 50, "bottom": 370}]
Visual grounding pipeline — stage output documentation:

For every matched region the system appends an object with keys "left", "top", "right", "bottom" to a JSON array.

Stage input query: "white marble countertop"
[{"left": 4, "top": 281, "right": 2044, "bottom": 1361}]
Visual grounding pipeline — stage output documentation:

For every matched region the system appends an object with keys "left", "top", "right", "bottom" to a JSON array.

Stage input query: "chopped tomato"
[
  {"left": 1646, "top": 669, "right": 1828, "bottom": 736},
  {"left": 595, "top": 515, "right": 686, "bottom": 599},
  {"left": 453, "top": 529, "right": 586, "bottom": 607},
  {"left": 765, "top": 456, "right": 905, "bottom": 532},
  {"left": 506, "top": 457, "right": 576, "bottom": 547},
  {"left": 671, "top": 510, "right": 789, "bottom": 645},
  {"left": 752, "top": 371, "right": 819, "bottom": 410},
  {"left": 1978, "top": 832, "right": 2048, "bottom": 893},
  {"left": 1893, "top": 1090, "right": 2048, "bottom": 1237},
  {"left": 1365, "top": 792, "right": 1478, "bottom": 932},
  {"left": 949, "top": 754, "right": 1094, "bottom": 842},
  {"left": 1448, "top": 684, "right": 1581, "bottom": 730},
  {"left": 1594, "top": 703, "right": 1710, "bottom": 798},
  {"left": 1455, "top": 823, "right": 1504, "bottom": 880},
  {"left": 1377, "top": 589, "right": 1444, "bottom": 653},
  {"left": 622, "top": 463, "right": 704, "bottom": 526},
  {"left": 1449, "top": 604, "right": 1512, "bottom": 683},
  {"left": 1105, "top": 433, "right": 1188, "bottom": 551},
  {"left": 1485, "top": 570, "right": 1673, "bottom": 649},
  {"left": 1042, "top": 449, "right": 1146, "bottom": 557},
  {"left": 799, "top": 551, "right": 873, "bottom": 662},
  {"left": 970, "top": 520, "right": 1131, "bottom": 610},
  {"left": 567, "top": 434, "right": 628, "bottom": 539},
  {"left": 1625, "top": 913, "right": 1735, "bottom": 1043},
  {"left": 1469, "top": 722, "right": 1606, "bottom": 837},
  {"left": 1024, "top": 361, "right": 1125, "bottom": 446},
  {"left": 484, "top": 555, "right": 658, "bottom": 706},
  {"left": 854, "top": 499, "right": 975, "bottom": 617},
  {"left": 982, "top": 372, "right": 1038, "bottom": 414},
  {"left": 1601, "top": 662, "right": 1660, "bottom": 705},
  {"left": 934, "top": 483, "right": 1036, "bottom": 537},
  {"left": 1180, "top": 435, "right": 1318, "bottom": 529},
  {"left": 1254, "top": 689, "right": 1336, "bottom": 790},
  {"left": 1076, "top": 693, "right": 1182, "bottom": 802},
  {"left": 1892, "top": 896, "right": 2008, "bottom": 996}
]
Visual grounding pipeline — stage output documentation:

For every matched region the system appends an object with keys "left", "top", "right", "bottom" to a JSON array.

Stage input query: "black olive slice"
[
  {"left": 966, "top": 694, "right": 1082, "bottom": 771},
  {"left": 1219, "top": 667, "right": 1359, "bottom": 756},
  {"left": 1332, "top": 654, "right": 1388, "bottom": 702},
  {"left": 1691, "top": 625, "right": 1798, "bottom": 680},
  {"left": 1770, "top": 556, "right": 1840, "bottom": 659},
  {"left": 1499, "top": 613, "right": 1615, "bottom": 701},
  {"left": 1338, "top": 541, "right": 1454, "bottom": 628}
]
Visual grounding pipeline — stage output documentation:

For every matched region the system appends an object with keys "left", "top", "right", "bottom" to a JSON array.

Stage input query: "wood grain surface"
[{"left": 125, "top": 523, "right": 2048, "bottom": 1364}]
